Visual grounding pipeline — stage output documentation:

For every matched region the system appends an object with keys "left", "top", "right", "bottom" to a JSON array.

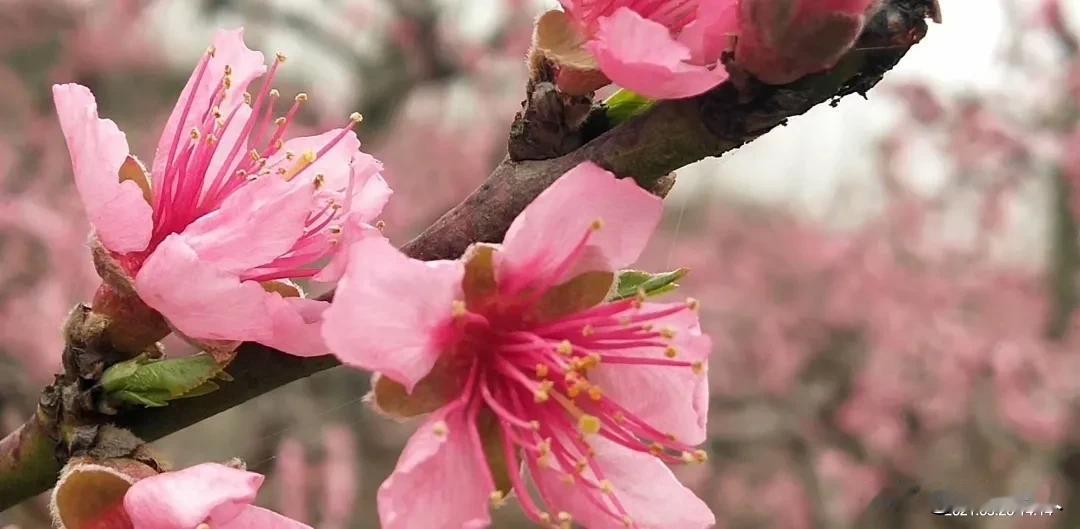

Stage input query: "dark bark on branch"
[{"left": 0, "top": 0, "right": 933, "bottom": 511}]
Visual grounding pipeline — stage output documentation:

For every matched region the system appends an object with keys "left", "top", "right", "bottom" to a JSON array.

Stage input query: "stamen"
[{"left": 431, "top": 420, "right": 449, "bottom": 438}]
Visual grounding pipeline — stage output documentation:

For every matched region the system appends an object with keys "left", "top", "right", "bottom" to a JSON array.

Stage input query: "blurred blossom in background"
[{"left": 3, "top": 0, "right": 1080, "bottom": 528}]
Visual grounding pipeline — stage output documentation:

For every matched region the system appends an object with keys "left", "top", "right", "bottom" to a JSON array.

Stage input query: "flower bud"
[{"left": 736, "top": 0, "right": 878, "bottom": 84}]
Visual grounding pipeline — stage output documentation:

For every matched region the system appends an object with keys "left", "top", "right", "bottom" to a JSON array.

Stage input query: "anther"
[
  {"left": 243, "top": 92, "right": 252, "bottom": 104},
  {"left": 295, "top": 93, "right": 308, "bottom": 102},
  {"left": 190, "top": 128, "right": 201, "bottom": 140},
  {"left": 686, "top": 297, "right": 700, "bottom": 311},
  {"left": 691, "top": 361, "right": 705, "bottom": 375},
  {"left": 693, "top": 449, "right": 708, "bottom": 463},
  {"left": 431, "top": 420, "right": 449, "bottom": 438},
  {"left": 375, "top": 220, "right": 387, "bottom": 231},
  {"left": 600, "top": 480, "right": 614, "bottom": 495},
  {"left": 349, "top": 112, "right": 364, "bottom": 124},
  {"left": 224, "top": 64, "right": 232, "bottom": 75},
  {"left": 529, "top": 420, "right": 541, "bottom": 431},
  {"left": 275, "top": 51, "right": 287, "bottom": 63},
  {"left": 581, "top": 325, "right": 594, "bottom": 337},
  {"left": 535, "top": 363, "right": 550, "bottom": 379},
  {"left": 313, "top": 174, "right": 325, "bottom": 189},
  {"left": 649, "top": 442, "right": 664, "bottom": 456},
  {"left": 660, "top": 326, "right": 677, "bottom": 339},
  {"left": 269, "top": 88, "right": 280, "bottom": 98},
  {"left": 274, "top": 116, "right": 287, "bottom": 125},
  {"left": 588, "top": 386, "right": 603, "bottom": 401},
  {"left": 451, "top": 300, "right": 467, "bottom": 318},
  {"left": 556, "top": 340, "right": 573, "bottom": 356},
  {"left": 590, "top": 218, "right": 604, "bottom": 231},
  {"left": 622, "top": 515, "right": 635, "bottom": 527},
  {"left": 577, "top": 414, "right": 601, "bottom": 435},
  {"left": 489, "top": 491, "right": 506, "bottom": 508},
  {"left": 664, "top": 346, "right": 678, "bottom": 359}
]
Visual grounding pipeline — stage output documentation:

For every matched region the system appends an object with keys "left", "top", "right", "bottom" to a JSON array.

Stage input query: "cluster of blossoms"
[
  {"left": 533, "top": 0, "right": 878, "bottom": 99},
  {"left": 45, "top": 0, "right": 892, "bottom": 521}
]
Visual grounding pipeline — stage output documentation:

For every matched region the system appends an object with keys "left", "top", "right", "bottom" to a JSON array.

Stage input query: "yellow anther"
[
  {"left": 574, "top": 459, "right": 588, "bottom": 473},
  {"left": 283, "top": 150, "right": 316, "bottom": 181},
  {"left": 275, "top": 51, "right": 287, "bottom": 63},
  {"left": 577, "top": 414, "right": 601, "bottom": 435},
  {"left": 588, "top": 386, "right": 603, "bottom": 401},
  {"left": 691, "top": 361, "right": 705, "bottom": 375},
  {"left": 534, "top": 388, "right": 551, "bottom": 403},
  {"left": 649, "top": 442, "right": 664, "bottom": 456},
  {"left": 269, "top": 88, "right": 280, "bottom": 98},
  {"left": 431, "top": 420, "right": 449, "bottom": 438},
  {"left": 558, "top": 511, "right": 573, "bottom": 529},
  {"left": 274, "top": 116, "right": 287, "bottom": 125},
  {"left": 693, "top": 449, "right": 708, "bottom": 463},
  {"left": 582, "top": 325, "right": 594, "bottom": 337},
  {"left": 591, "top": 218, "right": 604, "bottom": 231},
  {"left": 206, "top": 45, "right": 217, "bottom": 57},
  {"left": 556, "top": 340, "right": 573, "bottom": 356},
  {"left": 539, "top": 513, "right": 552, "bottom": 524},
  {"left": 529, "top": 420, "right": 541, "bottom": 431},
  {"left": 681, "top": 451, "right": 696, "bottom": 463},
  {"left": 567, "top": 384, "right": 581, "bottom": 399},
  {"left": 295, "top": 92, "right": 309, "bottom": 102},
  {"left": 489, "top": 491, "right": 506, "bottom": 508},
  {"left": 686, "top": 297, "right": 700, "bottom": 311},
  {"left": 349, "top": 112, "right": 364, "bottom": 123},
  {"left": 660, "top": 326, "right": 677, "bottom": 339},
  {"left": 600, "top": 480, "right": 615, "bottom": 495},
  {"left": 375, "top": 220, "right": 387, "bottom": 231},
  {"left": 451, "top": 300, "right": 467, "bottom": 318},
  {"left": 559, "top": 473, "right": 575, "bottom": 485},
  {"left": 535, "top": 363, "right": 550, "bottom": 379},
  {"left": 664, "top": 346, "right": 678, "bottom": 359},
  {"left": 249, "top": 149, "right": 261, "bottom": 161}
]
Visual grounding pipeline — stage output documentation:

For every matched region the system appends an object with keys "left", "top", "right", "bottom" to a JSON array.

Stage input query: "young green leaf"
[
  {"left": 604, "top": 89, "right": 655, "bottom": 125},
  {"left": 609, "top": 268, "right": 689, "bottom": 301},
  {"left": 100, "top": 353, "right": 227, "bottom": 408}
]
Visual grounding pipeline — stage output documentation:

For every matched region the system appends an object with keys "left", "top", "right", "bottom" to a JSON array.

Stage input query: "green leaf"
[
  {"left": 604, "top": 89, "right": 655, "bottom": 125},
  {"left": 100, "top": 353, "right": 226, "bottom": 408},
  {"left": 609, "top": 268, "right": 689, "bottom": 302}
]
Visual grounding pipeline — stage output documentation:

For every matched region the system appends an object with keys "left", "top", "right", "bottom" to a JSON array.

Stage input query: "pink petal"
[
  {"left": 134, "top": 234, "right": 274, "bottom": 342},
  {"left": 497, "top": 162, "right": 662, "bottom": 294},
  {"left": 312, "top": 219, "right": 381, "bottom": 284},
  {"left": 590, "top": 7, "right": 728, "bottom": 99},
  {"left": 590, "top": 304, "right": 711, "bottom": 444},
  {"left": 377, "top": 403, "right": 494, "bottom": 529},
  {"left": 124, "top": 463, "right": 263, "bottom": 529},
  {"left": 677, "top": 0, "right": 740, "bottom": 64},
  {"left": 220, "top": 506, "right": 313, "bottom": 529},
  {"left": 346, "top": 152, "right": 392, "bottom": 223},
  {"left": 152, "top": 28, "right": 266, "bottom": 187},
  {"left": 264, "top": 129, "right": 359, "bottom": 194},
  {"left": 261, "top": 296, "right": 330, "bottom": 357},
  {"left": 52, "top": 83, "right": 153, "bottom": 253},
  {"left": 321, "top": 236, "right": 464, "bottom": 392},
  {"left": 533, "top": 437, "right": 715, "bottom": 529},
  {"left": 179, "top": 175, "right": 315, "bottom": 274}
]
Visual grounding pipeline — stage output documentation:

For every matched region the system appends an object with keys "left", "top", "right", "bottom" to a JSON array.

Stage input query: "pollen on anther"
[
  {"left": 694, "top": 449, "right": 708, "bottom": 463},
  {"left": 431, "top": 420, "right": 449, "bottom": 437},
  {"left": 375, "top": 220, "right": 387, "bottom": 231},
  {"left": 313, "top": 174, "right": 325, "bottom": 189},
  {"left": 664, "top": 346, "right": 678, "bottom": 359},
  {"left": 295, "top": 93, "right": 309, "bottom": 102},
  {"left": 489, "top": 491, "right": 506, "bottom": 508},
  {"left": 274, "top": 116, "right": 287, "bottom": 126},
  {"left": 660, "top": 326, "right": 677, "bottom": 339},
  {"left": 349, "top": 112, "right": 364, "bottom": 123},
  {"left": 577, "top": 414, "right": 601, "bottom": 435},
  {"left": 275, "top": 51, "right": 288, "bottom": 63},
  {"left": 691, "top": 361, "right": 705, "bottom": 375},
  {"left": 556, "top": 340, "right": 573, "bottom": 356},
  {"left": 190, "top": 128, "right": 201, "bottom": 140},
  {"left": 686, "top": 297, "right": 700, "bottom": 311},
  {"left": 269, "top": 88, "right": 281, "bottom": 98},
  {"left": 451, "top": 300, "right": 467, "bottom": 318},
  {"left": 587, "top": 386, "right": 603, "bottom": 401},
  {"left": 600, "top": 480, "right": 614, "bottom": 495},
  {"left": 590, "top": 218, "right": 604, "bottom": 231},
  {"left": 535, "top": 363, "right": 550, "bottom": 379},
  {"left": 581, "top": 325, "right": 594, "bottom": 337}
]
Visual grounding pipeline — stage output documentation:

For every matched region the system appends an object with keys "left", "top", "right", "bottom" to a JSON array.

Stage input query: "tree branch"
[{"left": 0, "top": 0, "right": 934, "bottom": 511}]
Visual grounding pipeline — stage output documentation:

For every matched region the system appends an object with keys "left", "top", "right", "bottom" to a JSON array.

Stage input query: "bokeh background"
[{"left": 2, "top": 0, "right": 1080, "bottom": 528}]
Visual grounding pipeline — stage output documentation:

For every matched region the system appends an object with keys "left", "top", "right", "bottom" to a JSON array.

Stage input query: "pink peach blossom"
[
  {"left": 323, "top": 162, "right": 714, "bottom": 529},
  {"left": 536, "top": 0, "right": 737, "bottom": 99},
  {"left": 123, "top": 463, "right": 310, "bottom": 529},
  {"left": 52, "top": 28, "right": 391, "bottom": 356}
]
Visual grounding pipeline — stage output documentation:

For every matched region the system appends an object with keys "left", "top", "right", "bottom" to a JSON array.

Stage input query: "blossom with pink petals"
[
  {"left": 534, "top": 0, "right": 737, "bottom": 99},
  {"left": 121, "top": 463, "right": 310, "bottom": 529},
  {"left": 323, "top": 162, "right": 714, "bottom": 529},
  {"left": 735, "top": 0, "right": 878, "bottom": 84},
  {"left": 52, "top": 28, "right": 390, "bottom": 356}
]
